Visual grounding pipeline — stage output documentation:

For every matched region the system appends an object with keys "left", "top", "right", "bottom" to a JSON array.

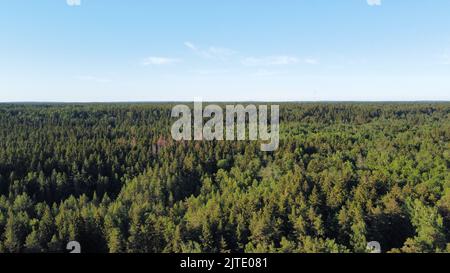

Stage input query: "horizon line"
[{"left": 1, "top": 100, "right": 449, "bottom": 104}]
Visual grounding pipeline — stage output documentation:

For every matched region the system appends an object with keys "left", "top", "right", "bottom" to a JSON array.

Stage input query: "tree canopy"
[{"left": 0, "top": 103, "right": 448, "bottom": 253}]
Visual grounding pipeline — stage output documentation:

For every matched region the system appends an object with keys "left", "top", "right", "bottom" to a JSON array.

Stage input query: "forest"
[{"left": 0, "top": 102, "right": 448, "bottom": 253}]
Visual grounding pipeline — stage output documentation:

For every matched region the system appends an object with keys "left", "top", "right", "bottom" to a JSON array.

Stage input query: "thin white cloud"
[
  {"left": 184, "top": 41, "right": 236, "bottom": 61},
  {"left": 442, "top": 54, "right": 450, "bottom": 65},
  {"left": 305, "top": 58, "right": 319, "bottom": 65},
  {"left": 190, "top": 69, "right": 229, "bottom": 76},
  {"left": 241, "top": 56, "right": 299, "bottom": 66},
  {"left": 142, "top": 57, "right": 180, "bottom": 66},
  {"left": 66, "top": 0, "right": 81, "bottom": 6},
  {"left": 367, "top": 0, "right": 381, "bottom": 6},
  {"left": 184, "top": 42, "right": 197, "bottom": 51},
  {"left": 75, "top": 75, "right": 110, "bottom": 83},
  {"left": 208, "top": 47, "right": 236, "bottom": 60},
  {"left": 251, "top": 69, "right": 285, "bottom": 77}
]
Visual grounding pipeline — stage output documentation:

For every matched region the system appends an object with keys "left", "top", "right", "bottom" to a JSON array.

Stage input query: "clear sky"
[{"left": 1, "top": 0, "right": 449, "bottom": 102}]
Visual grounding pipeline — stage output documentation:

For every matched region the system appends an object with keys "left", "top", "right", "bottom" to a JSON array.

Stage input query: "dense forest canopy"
[{"left": 0, "top": 103, "right": 448, "bottom": 253}]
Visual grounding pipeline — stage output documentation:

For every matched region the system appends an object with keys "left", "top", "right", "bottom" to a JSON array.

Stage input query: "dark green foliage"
[{"left": 0, "top": 103, "right": 448, "bottom": 253}]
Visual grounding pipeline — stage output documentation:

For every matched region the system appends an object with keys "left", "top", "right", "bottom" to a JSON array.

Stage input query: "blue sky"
[{"left": 1, "top": 0, "right": 449, "bottom": 101}]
